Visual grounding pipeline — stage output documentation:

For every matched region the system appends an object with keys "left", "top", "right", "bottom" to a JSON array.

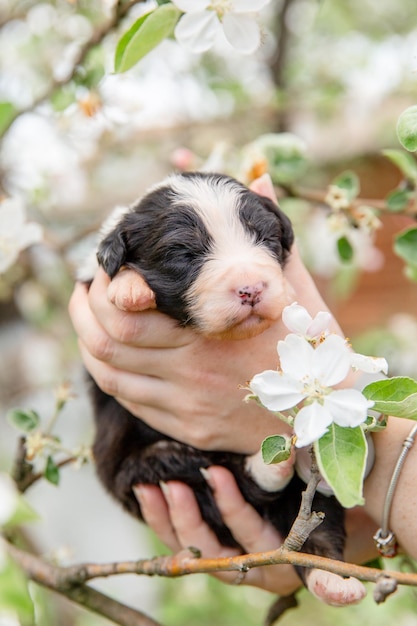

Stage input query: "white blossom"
[
  {"left": 171, "top": 0, "right": 271, "bottom": 54},
  {"left": 0, "top": 474, "right": 18, "bottom": 527},
  {"left": 0, "top": 197, "right": 42, "bottom": 274},
  {"left": 350, "top": 352, "right": 388, "bottom": 374},
  {"left": 250, "top": 332, "right": 386, "bottom": 448},
  {"left": 282, "top": 302, "right": 331, "bottom": 340}
]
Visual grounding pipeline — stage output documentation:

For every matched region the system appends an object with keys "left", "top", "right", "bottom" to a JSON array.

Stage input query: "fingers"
[
  {"left": 133, "top": 484, "right": 181, "bottom": 552},
  {"left": 203, "top": 467, "right": 285, "bottom": 554},
  {"left": 89, "top": 269, "right": 190, "bottom": 347},
  {"left": 134, "top": 468, "right": 301, "bottom": 594},
  {"left": 136, "top": 481, "right": 240, "bottom": 585}
]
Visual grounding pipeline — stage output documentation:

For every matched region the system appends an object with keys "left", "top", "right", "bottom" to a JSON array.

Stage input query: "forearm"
[{"left": 364, "top": 416, "right": 417, "bottom": 560}]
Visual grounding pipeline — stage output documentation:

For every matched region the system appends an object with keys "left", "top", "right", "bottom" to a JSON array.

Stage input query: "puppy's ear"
[
  {"left": 97, "top": 227, "right": 127, "bottom": 278},
  {"left": 256, "top": 194, "right": 294, "bottom": 254}
]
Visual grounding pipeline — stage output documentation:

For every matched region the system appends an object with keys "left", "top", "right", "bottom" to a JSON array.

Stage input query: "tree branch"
[
  {"left": 4, "top": 539, "right": 162, "bottom": 626},
  {"left": 4, "top": 536, "right": 417, "bottom": 591}
]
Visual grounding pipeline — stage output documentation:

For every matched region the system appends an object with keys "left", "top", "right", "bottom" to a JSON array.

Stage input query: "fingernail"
[
  {"left": 199, "top": 467, "right": 213, "bottom": 487},
  {"left": 159, "top": 480, "right": 170, "bottom": 499},
  {"left": 132, "top": 484, "right": 144, "bottom": 502}
]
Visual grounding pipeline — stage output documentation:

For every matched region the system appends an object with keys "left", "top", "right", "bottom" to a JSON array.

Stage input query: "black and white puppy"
[{"left": 81, "top": 172, "right": 365, "bottom": 620}]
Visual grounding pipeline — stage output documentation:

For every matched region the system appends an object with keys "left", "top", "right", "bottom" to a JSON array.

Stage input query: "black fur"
[{"left": 88, "top": 172, "right": 346, "bottom": 618}]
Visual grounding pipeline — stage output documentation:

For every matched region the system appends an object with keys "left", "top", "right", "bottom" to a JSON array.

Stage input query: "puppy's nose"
[{"left": 237, "top": 282, "right": 265, "bottom": 306}]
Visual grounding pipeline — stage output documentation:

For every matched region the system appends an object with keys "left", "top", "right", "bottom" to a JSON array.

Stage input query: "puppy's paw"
[
  {"left": 306, "top": 569, "right": 366, "bottom": 606},
  {"left": 108, "top": 269, "right": 156, "bottom": 311},
  {"left": 245, "top": 448, "right": 295, "bottom": 492}
]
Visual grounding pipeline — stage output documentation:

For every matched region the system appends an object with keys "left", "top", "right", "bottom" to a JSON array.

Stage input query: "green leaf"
[
  {"left": 261, "top": 435, "right": 292, "bottom": 464},
  {"left": 383, "top": 149, "right": 417, "bottom": 183},
  {"left": 362, "top": 376, "right": 417, "bottom": 419},
  {"left": 394, "top": 226, "right": 417, "bottom": 269},
  {"left": 337, "top": 236, "right": 354, "bottom": 262},
  {"left": 115, "top": 5, "right": 181, "bottom": 73},
  {"left": 0, "top": 102, "right": 16, "bottom": 136},
  {"left": 314, "top": 424, "right": 367, "bottom": 508},
  {"left": 386, "top": 189, "right": 414, "bottom": 212},
  {"left": 397, "top": 105, "right": 417, "bottom": 152},
  {"left": 7, "top": 408, "right": 40, "bottom": 433},
  {"left": 0, "top": 556, "right": 34, "bottom": 622},
  {"left": 332, "top": 170, "right": 360, "bottom": 201},
  {"left": 44, "top": 456, "right": 60, "bottom": 486}
]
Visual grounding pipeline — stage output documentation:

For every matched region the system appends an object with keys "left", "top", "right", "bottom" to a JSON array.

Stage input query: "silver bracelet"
[{"left": 373, "top": 423, "right": 417, "bottom": 557}]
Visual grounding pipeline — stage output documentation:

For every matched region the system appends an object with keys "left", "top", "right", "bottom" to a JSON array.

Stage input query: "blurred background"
[{"left": 1, "top": 0, "right": 417, "bottom": 624}]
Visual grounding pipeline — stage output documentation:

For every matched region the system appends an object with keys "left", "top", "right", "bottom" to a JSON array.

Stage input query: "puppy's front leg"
[
  {"left": 245, "top": 448, "right": 295, "bottom": 492},
  {"left": 107, "top": 268, "right": 156, "bottom": 312}
]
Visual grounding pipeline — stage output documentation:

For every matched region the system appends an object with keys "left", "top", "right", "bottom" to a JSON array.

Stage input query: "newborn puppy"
[{"left": 81, "top": 172, "right": 365, "bottom": 620}]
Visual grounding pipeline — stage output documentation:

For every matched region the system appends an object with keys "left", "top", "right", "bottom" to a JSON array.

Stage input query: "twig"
[
  {"left": 16, "top": 456, "right": 77, "bottom": 493},
  {"left": 283, "top": 449, "right": 323, "bottom": 552},
  {"left": 11, "top": 431, "right": 79, "bottom": 494},
  {"left": 281, "top": 184, "right": 417, "bottom": 216}
]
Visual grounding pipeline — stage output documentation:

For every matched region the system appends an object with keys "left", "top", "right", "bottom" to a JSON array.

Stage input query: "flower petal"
[
  {"left": 174, "top": 11, "right": 219, "bottom": 53},
  {"left": 171, "top": 0, "right": 209, "bottom": 13},
  {"left": 222, "top": 13, "right": 260, "bottom": 53},
  {"left": 250, "top": 370, "right": 305, "bottom": 411},
  {"left": 231, "top": 0, "right": 272, "bottom": 11},
  {"left": 312, "top": 334, "right": 351, "bottom": 386},
  {"left": 294, "top": 402, "right": 333, "bottom": 448},
  {"left": 278, "top": 333, "right": 315, "bottom": 380},
  {"left": 324, "top": 389, "right": 373, "bottom": 428},
  {"left": 283, "top": 303, "right": 331, "bottom": 338},
  {"left": 350, "top": 352, "right": 388, "bottom": 375},
  {"left": 307, "top": 311, "right": 332, "bottom": 338},
  {"left": 282, "top": 302, "right": 313, "bottom": 334}
]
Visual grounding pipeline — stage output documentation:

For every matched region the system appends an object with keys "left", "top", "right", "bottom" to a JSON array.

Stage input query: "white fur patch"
[{"left": 245, "top": 449, "right": 295, "bottom": 492}]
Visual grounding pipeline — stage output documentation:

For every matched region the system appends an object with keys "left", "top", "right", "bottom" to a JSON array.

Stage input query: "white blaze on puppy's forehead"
[
  {"left": 163, "top": 175, "right": 292, "bottom": 338},
  {"left": 167, "top": 174, "right": 258, "bottom": 256}
]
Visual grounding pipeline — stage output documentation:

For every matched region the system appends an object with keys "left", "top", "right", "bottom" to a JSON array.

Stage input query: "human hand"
[
  {"left": 68, "top": 174, "right": 343, "bottom": 454},
  {"left": 134, "top": 465, "right": 301, "bottom": 596},
  {"left": 133, "top": 465, "right": 378, "bottom": 596}
]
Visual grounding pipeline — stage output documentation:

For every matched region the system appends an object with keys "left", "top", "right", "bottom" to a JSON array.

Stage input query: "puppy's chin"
[{"left": 201, "top": 315, "right": 274, "bottom": 341}]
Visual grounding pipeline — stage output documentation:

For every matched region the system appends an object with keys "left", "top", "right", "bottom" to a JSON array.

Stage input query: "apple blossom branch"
[
  {"left": 281, "top": 184, "right": 417, "bottom": 217},
  {"left": 1, "top": 0, "right": 147, "bottom": 136}
]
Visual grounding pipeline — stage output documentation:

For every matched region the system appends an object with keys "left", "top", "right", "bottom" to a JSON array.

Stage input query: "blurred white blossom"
[
  {"left": 0, "top": 197, "right": 42, "bottom": 274},
  {"left": 172, "top": 0, "right": 271, "bottom": 54}
]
